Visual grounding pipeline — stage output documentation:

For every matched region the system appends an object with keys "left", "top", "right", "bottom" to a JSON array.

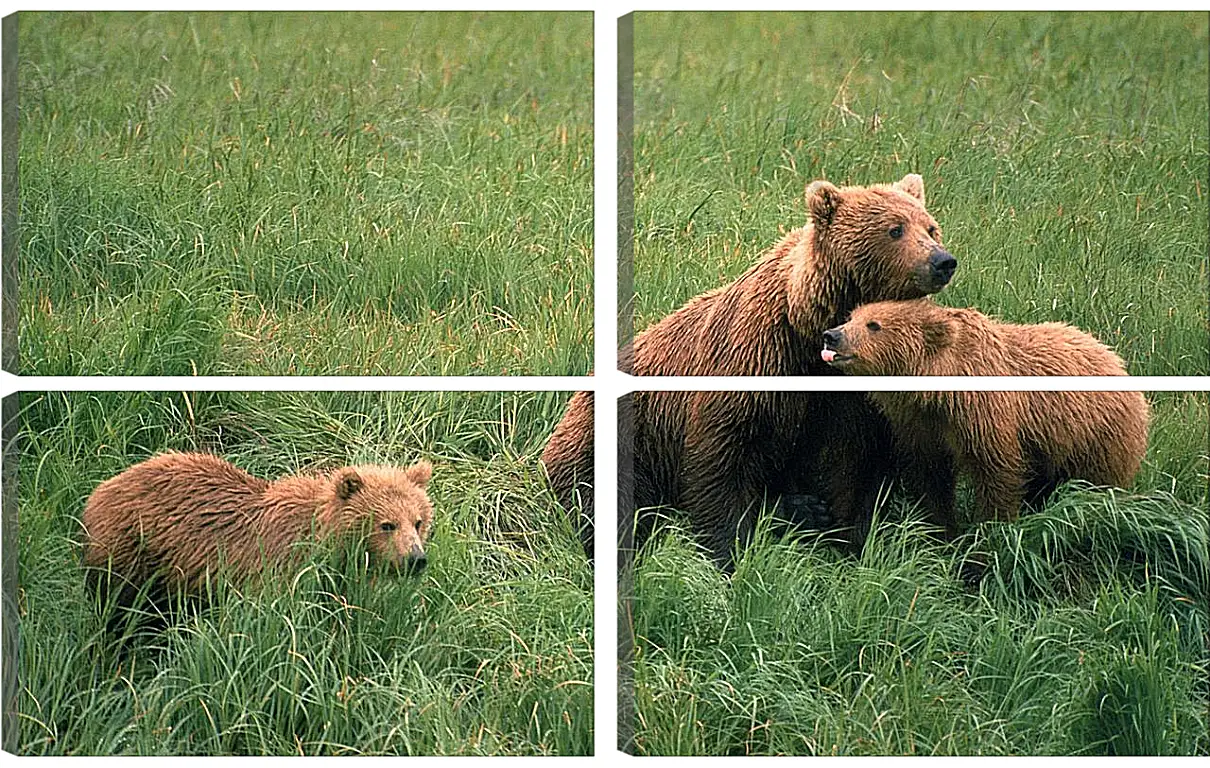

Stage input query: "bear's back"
[
  {"left": 84, "top": 453, "right": 266, "bottom": 521},
  {"left": 82, "top": 453, "right": 269, "bottom": 567},
  {"left": 998, "top": 320, "right": 1128, "bottom": 377}
]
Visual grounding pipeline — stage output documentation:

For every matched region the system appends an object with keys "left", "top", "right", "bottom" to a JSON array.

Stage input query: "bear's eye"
[
  {"left": 380, "top": 522, "right": 397, "bottom": 532},
  {"left": 928, "top": 225, "right": 938, "bottom": 239},
  {"left": 414, "top": 520, "right": 423, "bottom": 532},
  {"left": 888, "top": 224, "right": 904, "bottom": 240},
  {"left": 866, "top": 321, "right": 882, "bottom": 332}
]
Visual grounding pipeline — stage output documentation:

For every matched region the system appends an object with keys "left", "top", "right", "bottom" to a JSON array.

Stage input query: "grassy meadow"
[
  {"left": 17, "top": 12, "right": 593, "bottom": 375},
  {"left": 625, "top": 391, "right": 1209, "bottom": 755},
  {"left": 13, "top": 390, "right": 592, "bottom": 755},
  {"left": 632, "top": 12, "right": 1208, "bottom": 376}
]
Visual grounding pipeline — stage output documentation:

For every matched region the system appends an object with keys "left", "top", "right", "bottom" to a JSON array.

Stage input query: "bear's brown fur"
[
  {"left": 544, "top": 175, "right": 957, "bottom": 566},
  {"left": 541, "top": 391, "right": 595, "bottom": 559},
  {"left": 82, "top": 452, "right": 435, "bottom": 610},
  {"left": 822, "top": 299, "right": 1150, "bottom": 531}
]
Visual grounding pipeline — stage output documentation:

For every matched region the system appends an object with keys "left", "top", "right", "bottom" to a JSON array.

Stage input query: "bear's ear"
[
  {"left": 406, "top": 461, "right": 433, "bottom": 488},
  {"left": 893, "top": 173, "right": 925, "bottom": 204},
  {"left": 805, "top": 180, "right": 843, "bottom": 226},
  {"left": 335, "top": 468, "right": 363, "bottom": 500}
]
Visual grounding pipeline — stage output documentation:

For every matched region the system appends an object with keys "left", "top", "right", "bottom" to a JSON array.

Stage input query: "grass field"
[
  {"left": 631, "top": 11, "right": 1208, "bottom": 376},
  {"left": 625, "top": 390, "right": 1209, "bottom": 755},
  {"left": 17, "top": 12, "right": 593, "bottom": 375},
  {"left": 12, "top": 390, "right": 592, "bottom": 755}
]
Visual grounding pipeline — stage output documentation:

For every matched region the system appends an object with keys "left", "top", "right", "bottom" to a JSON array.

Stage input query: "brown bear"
[
  {"left": 82, "top": 452, "right": 435, "bottom": 619},
  {"left": 543, "top": 175, "right": 958, "bottom": 567},
  {"left": 821, "top": 299, "right": 1150, "bottom": 533}
]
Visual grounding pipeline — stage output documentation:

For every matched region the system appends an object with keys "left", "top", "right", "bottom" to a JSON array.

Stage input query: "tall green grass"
[
  {"left": 628, "top": 391, "right": 1209, "bottom": 755},
  {"left": 18, "top": 12, "right": 593, "bottom": 375},
  {"left": 15, "top": 391, "right": 592, "bottom": 755},
  {"left": 633, "top": 12, "right": 1208, "bottom": 375}
]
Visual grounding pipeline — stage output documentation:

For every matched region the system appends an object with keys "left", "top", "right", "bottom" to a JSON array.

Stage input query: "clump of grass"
[
  {"left": 1074, "top": 647, "right": 1188, "bottom": 756},
  {"left": 971, "top": 484, "right": 1210, "bottom": 614},
  {"left": 16, "top": 391, "right": 592, "bottom": 755}
]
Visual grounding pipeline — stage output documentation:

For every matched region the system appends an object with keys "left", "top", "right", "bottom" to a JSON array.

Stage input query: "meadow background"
[
  {"left": 13, "top": 390, "right": 592, "bottom": 755},
  {"left": 632, "top": 11, "right": 1209, "bottom": 376},
  {"left": 626, "top": 390, "right": 1209, "bottom": 755},
  {"left": 17, "top": 12, "right": 593, "bottom": 375}
]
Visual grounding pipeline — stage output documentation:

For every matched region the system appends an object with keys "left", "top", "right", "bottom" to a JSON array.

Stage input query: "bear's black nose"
[
  {"left": 822, "top": 328, "right": 842, "bottom": 347},
  {"left": 403, "top": 545, "right": 427, "bottom": 573},
  {"left": 929, "top": 249, "right": 957, "bottom": 282}
]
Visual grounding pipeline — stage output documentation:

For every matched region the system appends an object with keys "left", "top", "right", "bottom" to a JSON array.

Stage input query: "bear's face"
[
  {"left": 333, "top": 462, "right": 434, "bottom": 573},
  {"left": 820, "top": 299, "right": 954, "bottom": 375},
  {"left": 806, "top": 174, "right": 957, "bottom": 300}
]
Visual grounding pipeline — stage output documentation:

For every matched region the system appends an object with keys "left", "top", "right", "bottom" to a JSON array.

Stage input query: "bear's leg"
[
  {"left": 87, "top": 565, "right": 173, "bottom": 642},
  {"left": 768, "top": 448, "right": 833, "bottom": 532},
  {"left": 670, "top": 393, "right": 778, "bottom": 570},
  {"left": 813, "top": 397, "right": 896, "bottom": 549},
  {"left": 1062, "top": 416, "right": 1144, "bottom": 494},
  {"left": 1022, "top": 466, "right": 1063, "bottom": 511},
  {"left": 680, "top": 445, "right": 769, "bottom": 572},
  {"left": 686, "top": 483, "right": 766, "bottom": 572},
  {"left": 898, "top": 441, "right": 960, "bottom": 537},
  {"left": 1018, "top": 431, "right": 1067, "bottom": 512},
  {"left": 968, "top": 439, "right": 1027, "bottom": 523}
]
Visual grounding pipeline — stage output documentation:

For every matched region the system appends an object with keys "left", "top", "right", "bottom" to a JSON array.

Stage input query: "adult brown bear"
[{"left": 544, "top": 175, "right": 957, "bottom": 567}]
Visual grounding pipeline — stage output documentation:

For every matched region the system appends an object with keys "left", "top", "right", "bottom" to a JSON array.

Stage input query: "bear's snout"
[
  {"left": 402, "top": 543, "right": 427, "bottom": 574},
  {"left": 821, "top": 326, "right": 850, "bottom": 366},
  {"left": 927, "top": 248, "right": 957, "bottom": 286}
]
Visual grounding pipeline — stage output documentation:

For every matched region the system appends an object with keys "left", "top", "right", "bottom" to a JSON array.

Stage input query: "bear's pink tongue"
[{"left": 821, "top": 348, "right": 836, "bottom": 363}]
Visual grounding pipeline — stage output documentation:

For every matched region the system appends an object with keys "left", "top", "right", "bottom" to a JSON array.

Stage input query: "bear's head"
[
  {"left": 819, "top": 299, "right": 956, "bottom": 376},
  {"left": 806, "top": 174, "right": 957, "bottom": 301},
  {"left": 330, "top": 461, "right": 434, "bottom": 574}
]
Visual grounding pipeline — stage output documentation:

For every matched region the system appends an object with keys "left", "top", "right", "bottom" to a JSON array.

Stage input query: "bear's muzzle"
[
  {"left": 927, "top": 247, "right": 957, "bottom": 288},
  {"left": 401, "top": 543, "right": 427, "bottom": 574}
]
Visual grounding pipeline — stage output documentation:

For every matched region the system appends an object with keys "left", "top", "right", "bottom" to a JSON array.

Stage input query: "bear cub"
[
  {"left": 82, "top": 452, "right": 435, "bottom": 621},
  {"left": 822, "top": 299, "right": 1149, "bottom": 533}
]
